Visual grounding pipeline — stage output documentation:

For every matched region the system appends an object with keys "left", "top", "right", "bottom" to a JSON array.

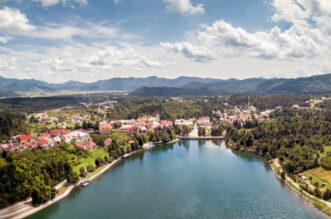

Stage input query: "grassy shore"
[
  {"left": 2, "top": 139, "right": 178, "bottom": 219},
  {"left": 270, "top": 159, "right": 331, "bottom": 217}
]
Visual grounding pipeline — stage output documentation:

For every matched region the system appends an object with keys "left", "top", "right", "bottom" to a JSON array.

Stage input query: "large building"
[{"left": 99, "top": 124, "right": 113, "bottom": 135}]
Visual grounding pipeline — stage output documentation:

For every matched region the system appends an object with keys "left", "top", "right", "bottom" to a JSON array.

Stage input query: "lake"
[{"left": 28, "top": 140, "right": 327, "bottom": 219}]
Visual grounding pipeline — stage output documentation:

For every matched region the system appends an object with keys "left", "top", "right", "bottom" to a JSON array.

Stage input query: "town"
[{"left": 1, "top": 97, "right": 285, "bottom": 153}]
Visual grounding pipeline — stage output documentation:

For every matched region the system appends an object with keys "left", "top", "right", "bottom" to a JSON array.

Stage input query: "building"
[
  {"left": 62, "top": 130, "right": 91, "bottom": 144},
  {"left": 50, "top": 129, "right": 71, "bottom": 136},
  {"left": 99, "top": 124, "right": 112, "bottom": 135},
  {"left": 19, "top": 135, "right": 35, "bottom": 143},
  {"left": 175, "top": 119, "right": 193, "bottom": 126},
  {"left": 197, "top": 117, "right": 212, "bottom": 127},
  {"left": 104, "top": 138, "right": 112, "bottom": 146}
]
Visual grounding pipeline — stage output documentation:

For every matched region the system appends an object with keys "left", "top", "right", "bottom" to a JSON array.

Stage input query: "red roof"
[
  {"left": 50, "top": 129, "right": 71, "bottom": 136},
  {"left": 39, "top": 140, "right": 48, "bottom": 145},
  {"left": 89, "top": 141, "right": 96, "bottom": 147},
  {"left": 19, "top": 135, "right": 34, "bottom": 141}
]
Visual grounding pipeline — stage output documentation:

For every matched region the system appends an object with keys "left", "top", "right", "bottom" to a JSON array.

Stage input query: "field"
[
  {"left": 306, "top": 167, "right": 331, "bottom": 190},
  {"left": 72, "top": 149, "right": 109, "bottom": 174}
]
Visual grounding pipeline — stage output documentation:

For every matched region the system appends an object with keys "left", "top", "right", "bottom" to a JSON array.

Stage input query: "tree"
[
  {"left": 79, "top": 167, "right": 86, "bottom": 177},
  {"left": 314, "top": 188, "right": 321, "bottom": 198},
  {"left": 87, "top": 164, "right": 96, "bottom": 172},
  {"left": 161, "top": 132, "right": 170, "bottom": 143},
  {"left": 322, "top": 189, "right": 330, "bottom": 201}
]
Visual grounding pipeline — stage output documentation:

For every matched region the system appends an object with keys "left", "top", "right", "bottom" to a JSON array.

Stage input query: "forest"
[{"left": 225, "top": 108, "right": 331, "bottom": 174}]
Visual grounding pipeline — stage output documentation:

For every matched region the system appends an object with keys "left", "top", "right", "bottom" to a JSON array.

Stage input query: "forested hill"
[
  {"left": 130, "top": 74, "right": 331, "bottom": 96},
  {"left": 0, "top": 89, "right": 18, "bottom": 97},
  {"left": 0, "top": 74, "right": 330, "bottom": 96}
]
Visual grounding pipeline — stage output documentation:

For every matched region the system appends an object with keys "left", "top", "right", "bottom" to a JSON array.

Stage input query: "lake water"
[{"left": 28, "top": 140, "right": 327, "bottom": 219}]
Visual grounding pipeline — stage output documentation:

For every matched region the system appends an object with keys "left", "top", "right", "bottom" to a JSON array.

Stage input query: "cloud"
[
  {"left": 24, "top": 23, "right": 119, "bottom": 40},
  {"left": 161, "top": 42, "right": 214, "bottom": 62},
  {"left": 164, "top": 0, "right": 205, "bottom": 16},
  {"left": 271, "top": 0, "right": 309, "bottom": 22},
  {"left": 0, "top": 36, "right": 12, "bottom": 43},
  {"left": 197, "top": 19, "right": 321, "bottom": 59},
  {"left": 114, "top": 0, "right": 121, "bottom": 4},
  {"left": 298, "top": 0, "right": 331, "bottom": 16},
  {"left": 88, "top": 47, "right": 162, "bottom": 68},
  {"left": 0, "top": 7, "right": 35, "bottom": 33},
  {"left": 31, "top": 0, "right": 88, "bottom": 7}
]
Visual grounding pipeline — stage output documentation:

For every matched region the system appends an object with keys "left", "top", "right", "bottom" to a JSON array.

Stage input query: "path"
[
  {"left": 188, "top": 124, "right": 198, "bottom": 137},
  {"left": 274, "top": 159, "right": 331, "bottom": 208}
]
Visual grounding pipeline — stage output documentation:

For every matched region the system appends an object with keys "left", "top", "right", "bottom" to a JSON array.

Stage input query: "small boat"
[
  {"left": 80, "top": 181, "right": 89, "bottom": 187},
  {"left": 121, "top": 154, "right": 131, "bottom": 159}
]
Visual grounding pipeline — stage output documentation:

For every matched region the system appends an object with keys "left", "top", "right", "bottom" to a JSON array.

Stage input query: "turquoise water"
[{"left": 29, "top": 141, "right": 327, "bottom": 219}]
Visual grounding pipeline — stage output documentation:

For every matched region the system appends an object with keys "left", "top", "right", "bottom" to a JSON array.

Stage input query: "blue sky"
[{"left": 0, "top": 0, "right": 331, "bottom": 83}]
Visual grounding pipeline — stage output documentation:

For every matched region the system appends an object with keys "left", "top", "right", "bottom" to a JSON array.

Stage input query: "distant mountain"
[
  {"left": 0, "top": 76, "right": 57, "bottom": 93},
  {"left": 0, "top": 89, "right": 18, "bottom": 97},
  {"left": 0, "top": 74, "right": 330, "bottom": 97},
  {"left": 130, "top": 74, "right": 331, "bottom": 96},
  {"left": 0, "top": 75, "right": 219, "bottom": 93}
]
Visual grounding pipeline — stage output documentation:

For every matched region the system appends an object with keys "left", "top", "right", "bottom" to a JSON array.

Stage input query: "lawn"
[
  {"left": 306, "top": 167, "right": 331, "bottom": 190},
  {"left": 72, "top": 149, "right": 109, "bottom": 174}
]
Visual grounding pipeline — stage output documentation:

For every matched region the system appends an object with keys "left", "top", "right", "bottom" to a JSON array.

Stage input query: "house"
[
  {"left": 121, "top": 125, "right": 134, "bottom": 132},
  {"left": 104, "top": 138, "right": 112, "bottom": 146},
  {"left": 99, "top": 124, "right": 112, "bottom": 135},
  {"left": 197, "top": 117, "right": 212, "bottom": 127},
  {"left": 161, "top": 120, "right": 173, "bottom": 128},
  {"left": 38, "top": 139, "right": 48, "bottom": 147},
  {"left": 19, "top": 135, "right": 35, "bottom": 143},
  {"left": 137, "top": 116, "right": 148, "bottom": 122},
  {"left": 175, "top": 119, "right": 193, "bottom": 126},
  {"left": 62, "top": 130, "right": 91, "bottom": 144},
  {"left": 0, "top": 143, "right": 15, "bottom": 152},
  {"left": 86, "top": 141, "right": 97, "bottom": 150},
  {"left": 38, "top": 133, "right": 51, "bottom": 140},
  {"left": 50, "top": 129, "right": 71, "bottom": 136}
]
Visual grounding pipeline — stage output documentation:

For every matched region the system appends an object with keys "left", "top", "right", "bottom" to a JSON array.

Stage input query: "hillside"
[
  {"left": 130, "top": 74, "right": 331, "bottom": 96},
  {"left": 0, "top": 89, "right": 19, "bottom": 97},
  {"left": 0, "top": 74, "right": 330, "bottom": 97}
]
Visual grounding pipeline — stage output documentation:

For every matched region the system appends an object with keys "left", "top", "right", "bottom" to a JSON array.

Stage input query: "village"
[
  {"left": 1, "top": 94, "right": 326, "bottom": 154},
  {"left": 0, "top": 98, "right": 278, "bottom": 153}
]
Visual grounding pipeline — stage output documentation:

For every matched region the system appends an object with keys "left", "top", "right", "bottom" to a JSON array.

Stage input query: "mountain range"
[{"left": 0, "top": 74, "right": 330, "bottom": 97}]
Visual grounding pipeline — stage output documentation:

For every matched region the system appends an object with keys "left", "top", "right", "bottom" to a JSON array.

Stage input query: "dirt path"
[{"left": 188, "top": 124, "right": 198, "bottom": 137}]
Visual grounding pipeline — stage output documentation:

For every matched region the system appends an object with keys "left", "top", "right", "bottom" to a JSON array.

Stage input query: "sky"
[{"left": 0, "top": 0, "right": 331, "bottom": 83}]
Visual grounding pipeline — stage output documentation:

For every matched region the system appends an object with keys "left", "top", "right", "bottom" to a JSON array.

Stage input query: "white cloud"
[
  {"left": 0, "top": 7, "right": 35, "bottom": 33},
  {"left": 271, "top": 0, "right": 309, "bottom": 22},
  {"left": 32, "top": 0, "right": 88, "bottom": 7},
  {"left": 197, "top": 19, "right": 322, "bottom": 59},
  {"left": 161, "top": 42, "right": 214, "bottom": 62},
  {"left": 298, "top": 0, "right": 331, "bottom": 16},
  {"left": 164, "top": 0, "right": 204, "bottom": 16},
  {"left": 0, "top": 35, "right": 12, "bottom": 43},
  {"left": 24, "top": 23, "right": 119, "bottom": 40},
  {"left": 88, "top": 47, "right": 162, "bottom": 68}
]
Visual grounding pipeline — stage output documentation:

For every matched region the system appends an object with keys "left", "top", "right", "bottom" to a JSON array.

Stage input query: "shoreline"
[
  {"left": 226, "top": 141, "right": 331, "bottom": 217},
  {"left": 3, "top": 138, "right": 330, "bottom": 218},
  {"left": 1, "top": 139, "right": 179, "bottom": 219},
  {"left": 270, "top": 159, "right": 331, "bottom": 217}
]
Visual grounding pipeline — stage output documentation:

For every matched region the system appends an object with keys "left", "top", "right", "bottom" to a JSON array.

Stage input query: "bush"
[
  {"left": 322, "top": 189, "right": 330, "bottom": 201},
  {"left": 87, "top": 164, "right": 96, "bottom": 172},
  {"left": 321, "top": 157, "right": 331, "bottom": 170},
  {"left": 79, "top": 167, "right": 87, "bottom": 177}
]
